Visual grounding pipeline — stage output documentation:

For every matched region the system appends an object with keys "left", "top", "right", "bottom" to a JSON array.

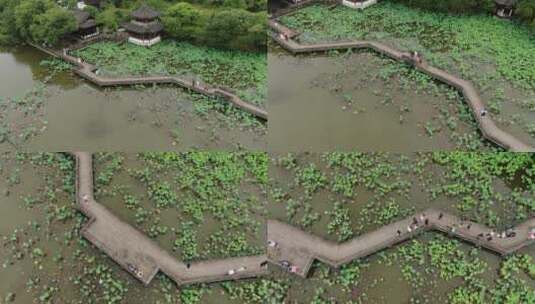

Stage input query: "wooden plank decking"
[
  {"left": 73, "top": 152, "right": 535, "bottom": 284},
  {"left": 268, "top": 211, "right": 535, "bottom": 277}
]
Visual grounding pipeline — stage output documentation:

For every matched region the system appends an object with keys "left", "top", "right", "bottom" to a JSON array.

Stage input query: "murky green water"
[
  {"left": 267, "top": 48, "right": 535, "bottom": 152},
  {"left": 0, "top": 153, "right": 268, "bottom": 303},
  {"left": 0, "top": 47, "right": 47, "bottom": 99},
  {"left": 268, "top": 51, "right": 465, "bottom": 151},
  {"left": 0, "top": 47, "right": 266, "bottom": 151},
  {"left": 266, "top": 153, "right": 535, "bottom": 302}
]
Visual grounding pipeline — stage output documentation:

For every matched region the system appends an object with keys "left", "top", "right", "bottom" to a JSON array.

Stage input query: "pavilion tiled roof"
[
  {"left": 122, "top": 21, "right": 163, "bottom": 34},
  {"left": 495, "top": 0, "right": 517, "bottom": 6},
  {"left": 79, "top": 19, "right": 97, "bottom": 29},
  {"left": 131, "top": 4, "right": 161, "bottom": 20},
  {"left": 72, "top": 9, "right": 90, "bottom": 25},
  {"left": 71, "top": 9, "right": 96, "bottom": 29}
]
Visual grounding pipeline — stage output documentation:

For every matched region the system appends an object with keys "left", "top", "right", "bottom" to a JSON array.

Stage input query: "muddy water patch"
[
  {"left": 0, "top": 47, "right": 47, "bottom": 99},
  {"left": 0, "top": 47, "right": 266, "bottom": 150},
  {"left": 268, "top": 51, "right": 485, "bottom": 152},
  {"left": 93, "top": 152, "right": 267, "bottom": 261}
]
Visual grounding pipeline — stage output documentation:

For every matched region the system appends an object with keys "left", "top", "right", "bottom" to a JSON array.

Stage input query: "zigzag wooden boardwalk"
[
  {"left": 73, "top": 152, "right": 269, "bottom": 286},
  {"left": 72, "top": 152, "right": 535, "bottom": 283},
  {"left": 268, "top": 210, "right": 535, "bottom": 277},
  {"left": 31, "top": 43, "right": 267, "bottom": 120},
  {"left": 268, "top": 19, "right": 535, "bottom": 152}
]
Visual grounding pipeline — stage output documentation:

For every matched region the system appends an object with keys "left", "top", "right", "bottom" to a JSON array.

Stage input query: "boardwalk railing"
[
  {"left": 268, "top": 18, "right": 535, "bottom": 152},
  {"left": 268, "top": 210, "right": 535, "bottom": 277},
  {"left": 30, "top": 42, "right": 267, "bottom": 120}
]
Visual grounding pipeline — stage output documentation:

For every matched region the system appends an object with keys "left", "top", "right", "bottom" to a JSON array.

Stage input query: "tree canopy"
[
  {"left": 0, "top": 0, "right": 75, "bottom": 45},
  {"left": 160, "top": 2, "right": 266, "bottom": 51}
]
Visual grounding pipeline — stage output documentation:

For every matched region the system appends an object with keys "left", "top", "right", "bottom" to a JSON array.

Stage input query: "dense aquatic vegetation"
[
  {"left": 94, "top": 152, "right": 267, "bottom": 259},
  {"left": 73, "top": 41, "right": 266, "bottom": 106},
  {"left": 0, "top": 152, "right": 269, "bottom": 303},
  {"left": 279, "top": 2, "right": 535, "bottom": 143},
  {"left": 281, "top": 3, "right": 535, "bottom": 90},
  {"left": 268, "top": 152, "right": 535, "bottom": 303},
  {"left": 0, "top": 82, "right": 51, "bottom": 147},
  {"left": 389, "top": 0, "right": 535, "bottom": 30},
  {"left": 271, "top": 152, "right": 534, "bottom": 234}
]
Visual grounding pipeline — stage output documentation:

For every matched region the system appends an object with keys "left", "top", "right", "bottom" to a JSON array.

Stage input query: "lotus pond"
[
  {"left": 269, "top": 2, "right": 535, "bottom": 151},
  {"left": 0, "top": 152, "right": 272, "bottom": 304},
  {"left": 267, "top": 152, "right": 535, "bottom": 303},
  {"left": 1, "top": 152, "right": 534, "bottom": 303},
  {"left": 0, "top": 46, "right": 266, "bottom": 151},
  {"left": 72, "top": 41, "right": 267, "bottom": 107}
]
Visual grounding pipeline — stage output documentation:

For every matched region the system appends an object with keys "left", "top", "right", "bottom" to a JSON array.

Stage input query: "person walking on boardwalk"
[
  {"left": 412, "top": 51, "right": 423, "bottom": 64},
  {"left": 529, "top": 228, "right": 535, "bottom": 240}
]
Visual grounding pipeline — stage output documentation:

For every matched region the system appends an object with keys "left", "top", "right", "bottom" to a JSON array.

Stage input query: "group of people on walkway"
[
  {"left": 476, "top": 228, "right": 517, "bottom": 242},
  {"left": 267, "top": 239, "right": 300, "bottom": 274},
  {"left": 392, "top": 211, "right": 535, "bottom": 247},
  {"left": 227, "top": 266, "right": 248, "bottom": 276},
  {"left": 397, "top": 213, "right": 429, "bottom": 236},
  {"left": 127, "top": 263, "right": 144, "bottom": 279},
  {"left": 278, "top": 33, "right": 290, "bottom": 41}
]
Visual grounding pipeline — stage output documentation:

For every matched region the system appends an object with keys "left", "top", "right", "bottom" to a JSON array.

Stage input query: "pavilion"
[
  {"left": 77, "top": 0, "right": 103, "bottom": 10},
  {"left": 122, "top": 4, "right": 163, "bottom": 47},
  {"left": 72, "top": 9, "right": 99, "bottom": 40},
  {"left": 495, "top": 0, "right": 517, "bottom": 18},
  {"left": 341, "top": 0, "right": 378, "bottom": 9}
]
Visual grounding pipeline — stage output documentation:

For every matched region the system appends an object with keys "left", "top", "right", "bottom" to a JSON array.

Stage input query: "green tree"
[
  {"left": 30, "top": 7, "right": 76, "bottom": 44},
  {"left": 223, "top": 0, "right": 247, "bottom": 9},
  {"left": 245, "top": 0, "right": 266, "bottom": 12},
  {"left": 0, "top": 0, "right": 21, "bottom": 44},
  {"left": 204, "top": 9, "right": 265, "bottom": 50},
  {"left": 14, "top": 0, "right": 54, "bottom": 40},
  {"left": 517, "top": 0, "right": 535, "bottom": 30},
  {"left": 162, "top": 2, "right": 204, "bottom": 41},
  {"left": 95, "top": 5, "right": 129, "bottom": 32}
]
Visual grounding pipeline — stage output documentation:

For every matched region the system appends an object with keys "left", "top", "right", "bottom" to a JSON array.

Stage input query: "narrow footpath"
[
  {"left": 268, "top": 211, "right": 535, "bottom": 277},
  {"left": 268, "top": 18, "right": 535, "bottom": 152},
  {"left": 31, "top": 42, "right": 268, "bottom": 120},
  {"left": 73, "top": 152, "right": 269, "bottom": 286}
]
